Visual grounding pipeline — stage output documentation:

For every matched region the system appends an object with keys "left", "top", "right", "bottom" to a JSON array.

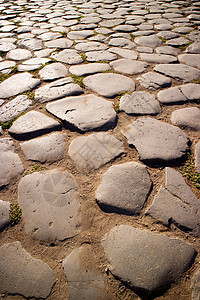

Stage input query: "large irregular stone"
[
  {"left": 18, "top": 169, "right": 81, "bottom": 241},
  {"left": 0, "top": 73, "right": 40, "bottom": 99},
  {"left": 0, "top": 95, "right": 32, "bottom": 122},
  {"left": 67, "top": 30, "right": 94, "bottom": 40},
  {"left": 17, "top": 58, "right": 51, "bottom": 72},
  {"left": 0, "top": 61, "right": 16, "bottom": 74},
  {"left": 96, "top": 162, "right": 152, "bottom": 215},
  {"left": 157, "top": 87, "right": 187, "bottom": 104},
  {"left": 17, "top": 38, "right": 43, "bottom": 51},
  {"left": 137, "top": 72, "right": 171, "bottom": 90},
  {"left": 102, "top": 225, "right": 196, "bottom": 293},
  {"left": 109, "top": 47, "right": 138, "bottom": 60},
  {"left": 120, "top": 91, "right": 161, "bottom": 115},
  {"left": 51, "top": 49, "right": 83, "bottom": 65},
  {"left": 35, "top": 78, "right": 83, "bottom": 103},
  {"left": 171, "top": 107, "right": 200, "bottom": 131},
  {"left": 135, "top": 35, "right": 162, "bottom": 47},
  {"left": 68, "top": 132, "right": 124, "bottom": 170},
  {"left": 195, "top": 142, "right": 200, "bottom": 173},
  {"left": 63, "top": 244, "right": 108, "bottom": 300},
  {"left": 69, "top": 63, "right": 110, "bottom": 76},
  {"left": 45, "top": 38, "right": 73, "bottom": 49},
  {"left": 46, "top": 94, "right": 116, "bottom": 132},
  {"left": 6, "top": 48, "right": 32, "bottom": 61},
  {"left": 122, "top": 118, "right": 190, "bottom": 163},
  {"left": 75, "top": 41, "right": 108, "bottom": 52},
  {"left": 186, "top": 42, "right": 200, "bottom": 54},
  {"left": 0, "top": 200, "right": 10, "bottom": 231},
  {"left": 180, "top": 83, "right": 200, "bottom": 100},
  {"left": 178, "top": 54, "right": 200, "bottom": 69},
  {"left": 139, "top": 53, "right": 177, "bottom": 64},
  {"left": 9, "top": 111, "right": 61, "bottom": 139},
  {"left": 108, "top": 38, "right": 136, "bottom": 49},
  {"left": 191, "top": 269, "right": 200, "bottom": 300},
  {"left": 86, "top": 50, "right": 117, "bottom": 62},
  {"left": 0, "top": 138, "right": 24, "bottom": 187},
  {"left": 166, "top": 37, "right": 190, "bottom": 46},
  {"left": 20, "top": 132, "right": 65, "bottom": 163},
  {"left": 83, "top": 73, "right": 135, "bottom": 97},
  {"left": 39, "top": 63, "right": 68, "bottom": 81},
  {"left": 0, "top": 241, "right": 55, "bottom": 298},
  {"left": 154, "top": 64, "right": 200, "bottom": 82},
  {"left": 110, "top": 59, "right": 148, "bottom": 75}
]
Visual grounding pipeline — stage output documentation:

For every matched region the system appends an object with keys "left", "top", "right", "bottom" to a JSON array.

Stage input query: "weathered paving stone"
[
  {"left": 63, "top": 244, "right": 108, "bottom": 300},
  {"left": 18, "top": 169, "right": 81, "bottom": 241},
  {"left": 67, "top": 30, "right": 94, "bottom": 40},
  {"left": 99, "top": 19, "right": 124, "bottom": 28},
  {"left": 35, "top": 78, "right": 83, "bottom": 103},
  {"left": 136, "top": 46, "right": 153, "bottom": 53},
  {"left": 156, "top": 46, "right": 180, "bottom": 56},
  {"left": 107, "top": 47, "right": 138, "bottom": 59},
  {"left": 122, "top": 118, "right": 190, "bottom": 163},
  {"left": 75, "top": 41, "right": 108, "bottom": 51},
  {"left": 46, "top": 94, "right": 116, "bottom": 132},
  {"left": 0, "top": 73, "right": 40, "bottom": 99},
  {"left": 180, "top": 83, "right": 200, "bottom": 100},
  {"left": 38, "top": 31, "right": 62, "bottom": 41},
  {"left": 157, "top": 31, "right": 179, "bottom": 40},
  {"left": 154, "top": 64, "right": 200, "bottom": 82},
  {"left": 108, "top": 38, "right": 136, "bottom": 49},
  {"left": 0, "top": 138, "right": 24, "bottom": 187},
  {"left": 110, "top": 59, "right": 148, "bottom": 75},
  {"left": 69, "top": 63, "right": 110, "bottom": 76},
  {"left": 171, "top": 107, "right": 200, "bottom": 131},
  {"left": 44, "top": 38, "right": 73, "bottom": 49},
  {"left": 137, "top": 72, "right": 171, "bottom": 90},
  {"left": 0, "top": 61, "right": 16, "bottom": 74},
  {"left": 8, "top": 111, "right": 61, "bottom": 139},
  {"left": 6, "top": 48, "right": 32, "bottom": 61},
  {"left": 0, "top": 242, "right": 55, "bottom": 298},
  {"left": 0, "top": 95, "right": 32, "bottom": 122},
  {"left": 17, "top": 38, "right": 43, "bottom": 50},
  {"left": 34, "top": 48, "right": 55, "bottom": 58},
  {"left": 157, "top": 87, "right": 187, "bottom": 104},
  {"left": 186, "top": 42, "right": 200, "bottom": 53},
  {"left": 102, "top": 225, "right": 196, "bottom": 293},
  {"left": 191, "top": 269, "right": 200, "bottom": 300},
  {"left": 178, "top": 54, "right": 200, "bottom": 69},
  {"left": 17, "top": 58, "right": 51, "bottom": 72},
  {"left": 0, "top": 41, "right": 16, "bottom": 52},
  {"left": 146, "top": 168, "right": 200, "bottom": 236},
  {"left": 195, "top": 142, "right": 200, "bottom": 173},
  {"left": 134, "top": 35, "right": 162, "bottom": 47},
  {"left": 166, "top": 37, "right": 190, "bottom": 46},
  {"left": 120, "top": 91, "right": 161, "bottom": 115},
  {"left": 139, "top": 53, "right": 177, "bottom": 64},
  {"left": 96, "top": 162, "right": 152, "bottom": 215},
  {"left": 83, "top": 73, "right": 135, "bottom": 97},
  {"left": 20, "top": 132, "right": 65, "bottom": 163},
  {"left": 39, "top": 63, "right": 68, "bottom": 81},
  {"left": 51, "top": 49, "right": 83, "bottom": 65},
  {"left": 68, "top": 132, "right": 124, "bottom": 170},
  {"left": 0, "top": 200, "right": 10, "bottom": 231},
  {"left": 86, "top": 50, "right": 117, "bottom": 62}
]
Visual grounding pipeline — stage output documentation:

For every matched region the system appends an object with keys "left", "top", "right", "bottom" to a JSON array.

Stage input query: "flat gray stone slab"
[
  {"left": 51, "top": 49, "right": 83, "bottom": 65},
  {"left": 38, "top": 31, "right": 62, "bottom": 41},
  {"left": 137, "top": 72, "right": 171, "bottom": 90},
  {"left": 9, "top": 111, "right": 61, "bottom": 139},
  {"left": 0, "top": 95, "right": 32, "bottom": 122},
  {"left": 67, "top": 30, "right": 94, "bottom": 40},
  {"left": 0, "top": 241, "right": 55, "bottom": 298},
  {"left": 17, "top": 58, "right": 51, "bottom": 72},
  {"left": 195, "top": 142, "right": 200, "bottom": 173},
  {"left": 178, "top": 54, "right": 200, "bottom": 69},
  {"left": 46, "top": 94, "right": 116, "bottom": 132},
  {"left": 35, "top": 78, "right": 83, "bottom": 103},
  {"left": 75, "top": 41, "right": 108, "bottom": 51},
  {"left": 99, "top": 19, "right": 124, "bottom": 28},
  {"left": 0, "top": 41, "right": 16, "bottom": 52},
  {"left": 83, "top": 73, "right": 135, "bottom": 97},
  {"left": 20, "top": 132, "right": 65, "bottom": 163},
  {"left": 110, "top": 59, "right": 148, "bottom": 75},
  {"left": 157, "top": 87, "right": 187, "bottom": 104},
  {"left": 86, "top": 51, "right": 117, "bottom": 62},
  {"left": 69, "top": 63, "right": 110, "bottom": 76},
  {"left": 68, "top": 132, "right": 124, "bottom": 170},
  {"left": 108, "top": 38, "right": 136, "bottom": 49},
  {"left": 166, "top": 37, "right": 190, "bottom": 46},
  {"left": 180, "top": 83, "right": 200, "bottom": 100},
  {"left": 122, "top": 118, "right": 190, "bottom": 163},
  {"left": 102, "top": 225, "right": 196, "bottom": 293},
  {"left": 39, "top": 63, "right": 68, "bottom": 81},
  {"left": 109, "top": 47, "right": 138, "bottom": 59},
  {"left": 157, "top": 31, "right": 179, "bottom": 40},
  {"left": 139, "top": 53, "right": 177, "bottom": 64},
  {"left": 0, "top": 61, "right": 16, "bottom": 74},
  {"left": 0, "top": 138, "right": 24, "bottom": 187},
  {"left": 135, "top": 35, "right": 162, "bottom": 47},
  {"left": 63, "top": 244, "right": 108, "bottom": 300},
  {"left": 0, "top": 73, "right": 40, "bottom": 99},
  {"left": 96, "top": 162, "right": 152, "bottom": 215},
  {"left": 171, "top": 107, "right": 200, "bottom": 131},
  {"left": 186, "top": 42, "right": 200, "bottom": 54},
  {"left": 154, "top": 64, "right": 200, "bottom": 82},
  {"left": 120, "top": 91, "right": 161, "bottom": 115},
  {"left": 136, "top": 46, "right": 153, "bottom": 53},
  {"left": 6, "top": 48, "right": 32, "bottom": 61},
  {"left": 17, "top": 38, "right": 43, "bottom": 51},
  {"left": 156, "top": 46, "right": 180, "bottom": 56},
  {"left": 18, "top": 169, "right": 81, "bottom": 241},
  {"left": 45, "top": 38, "right": 73, "bottom": 49},
  {"left": 191, "top": 269, "right": 200, "bottom": 300},
  {"left": 0, "top": 200, "right": 10, "bottom": 230}
]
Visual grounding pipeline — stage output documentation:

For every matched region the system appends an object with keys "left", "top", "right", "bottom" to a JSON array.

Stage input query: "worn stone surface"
[
  {"left": 178, "top": 54, "right": 200, "bottom": 69},
  {"left": 191, "top": 269, "right": 200, "bottom": 300},
  {"left": 0, "top": 241, "right": 55, "bottom": 298},
  {"left": 137, "top": 72, "right": 171, "bottom": 90},
  {"left": 180, "top": 83, "right": 200, "bottom": 100},
  {"left": 110, "top": 59, "right": 148, "bottom": 75},
  {"left": 6, "top": 49, "right": 32, "bottom": 61},
  {"left": 51, "top": 49, "right": 83, "bottom": 65},
  {"left": 39, "top": 63, "right": 68, "bottom": 81},
  {"left": 195, "top": 142, "right": 200, "bottom": 173},
  {"left": 154, "top": 64, "right": 200, "bottom": 82},
  {"left": 135, "top": 35, "right": 162, "bottom": 47},
  {"left": 86, "top": 50, "right": 117, "bottom": 62},
  {"left": 0, "top": 200, "right": 10, "bottom": 231},
  {"left": 109, "top": 47, "right": 138, "bottom": 59},
  {"left": 157, "top": 87, "right": 187, "bottom": 104},
  {"left": 171, "top": 107, "right": 200, "bottom": 131},
  {"left": 139, "top": 53, "right": 177, "bottom": 64},
  {"left": 69, "top": 63, "right": 110, "bottom": 76}
]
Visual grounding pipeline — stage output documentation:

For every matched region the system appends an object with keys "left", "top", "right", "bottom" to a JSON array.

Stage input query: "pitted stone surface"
[
  {"left": 69, "top": 63, "right": 110, "bottom": 76},
  {"left": 39, "top": 63, "right": 68, "bottom": 81},
  {"left": 157, "top": 87, "right": 187, "bottom": 104},
  {"left": 17, "top": 38, "right": 43, "bottom": 50},
  {"left": 109, "top": 47, "right": 138, "bottom": 60},
  {"left": 6, "top": 49, "right": 32, "bottom": 61},
  {"left": 86, "top": 50, "right": 117, "bottom": 62},
  {"left": 102, "top": 225, "right": 196, "bottom": 293},
  {"left": 180, "top": 83, "right": 200, "bottom": 100},
  {"left": 51, "top": 49, "right": 83, "bottom": 65},
  {"left": 20, "top": 132, "right": 65, "bottom": 162},
  {"left": 67, "top": 30, "right": 94, "bottom": 40},
  {"left": 18, "top": 169, "right": 81, "bottom": 241},
  {"left": 83, "top": 73, "right": 135, "bottom": 97},
  {"left": 17, "top": 58, "right": 51, "bottom": 72},
  {"left": 96, "top": 162, "right": 152, "bottom": 215},
  {"left": 110, "top": 59, "right": 148, "bottom": 75},
  {"left": 139, "top": 53, "right": 177, "bottom": 64},
  {"left": 171, "top": 107, "right": 200, "bottom": 131},
  {"left": 122, "top": 118, "right": 190, "bottom": 163},
  {"left": 137, "top": 72, "right": 171, "bottom": 90},
  {"left": 0, "top": 242, "right": 55, "bottom": 298},
  {"left": 120, "top": 91, "right": 161, "bottom": 115},
  {"left": 154, "top": 64, "right": 200, "bottom": 82},
  {"left": 0, "top": 200, "right": 10, "bottom": 230},
  {"left": 135, "top": 35, "right": 162, "bottom": 47},
  {"left": 44, "top": 38, "right": 73, "bottom": 49},
  {"left": 178, "top": 54, "right": 200, "bottom": 69},
  {"left": 46, "top": 94, "right": 116, "bottom": 132},
  {"left": 68, "top": 132, "right": 124, "bottom": 170},
  {"left": 75, "top": 41, "right": 108, "bottom": 52}
]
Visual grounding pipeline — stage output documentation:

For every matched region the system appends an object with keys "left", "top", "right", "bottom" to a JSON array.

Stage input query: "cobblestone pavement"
[{"left": 0, "top": 0, "right": 200, "bottom": 299}]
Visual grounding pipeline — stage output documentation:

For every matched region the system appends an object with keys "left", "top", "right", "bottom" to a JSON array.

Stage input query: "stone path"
[{"left": 0, "top": 0, "right": 200, "bottom": 299}]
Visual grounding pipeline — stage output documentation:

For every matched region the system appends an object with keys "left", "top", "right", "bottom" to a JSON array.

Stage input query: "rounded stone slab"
[
  {"left": 157, "top": 87, "right": 187, "bottom": 104},
  {"left": 109, "top": 47, "right": 138, "bottom": 60},
  {"left": 18, "top": 169, "right": 81, "bottom": 241},
  {"left": 102, "top": 225, "right": 196, "bottom": 293},
  {"left": 171, "top": 107, "right": 200, "bottom": 131},
  {"left": 46, "top": 94, "right": 116, "bottom": 132},
  {"left": 154, "top": 64, "right": 200, "bottom": 82},
  {"left": 83, "top": 73, "right": 135, "bottom": 97},
  {"left": 178, "top": 54, "right": 200, "bottom": 69},
  {"left": 108, "top": 38, "right": 136, "bottom": 49},
  {"left": 134, "top": 35, "right": 162, "bottom": 47},
  {"left": 99, "top": 19, "right": 124, "bottom": 28},
  {"left": 67, "top": 30, "right": 94, "bottom": 40},
  {"left": 75, "top": 41, "right": 108, "bottom": 52},
  {"left": 20, "top": 132, "right": 65, "bottom": 163},
  {"left": 120, "top": 91, "right": 161, "bottom": 115},
  {"left": 44, "top": 38, "right": 73, "bottom": 49},
  {"left": 0, "top": 41, "right": 16, "bottom": 52},
  {"left": 39, "top": 63, "right": 68, "bottom": 81},
  {"left": 51, "top": 49, "right": 83, "bottom": 65},
  {"left": 96, "top": 162, "right": 152, "bottom": 215},
  {"left": 121, "top": 118, "right": 190, "bottom": 163},
  {"left": 139, "top": 53, "right": 177, "bottom": 64},
  {"left": 17, "top": 38, "right": 43, "bottom": 51},
  {"left": 68, "top": 132, "right": 124, "bottom": 170},
  {"left": 86, "top": 50, "right": 117, "bottom": 62},
  {"left": 0, "top": 73, "right": 40, "bottom": 99},
  {"left": 6, "top": 49, "right": 32, "bottom": 61},
  {"left": 195, "top": 142, "right": 200, "bottom": 173},
  {"left": 137, "top": 72, "right": 171, "bottom": 90},
  {"left": 166, "top": 37, "right": 190, "bottom": 46},
  {"left": 110, "top": 59, "right": 148, "bottom": 75},
  {"left": 0, "top": 200, "right": 10, "bottom": 231},
  {"left": 0, "top": 95, "right": 32, "bottom": 123},
  {"left": 63, "top": 244, "right": 108, "bottom": 300},
  {"left": 0, "top": 241, "right": 55, "bottom": 298},
  {"left": 8, "top": 111, "right": 61, "bottom": 139},
  {"left": 180, "top": 83, "right": 200, "bottom": 100},
  {"left": 0, "top": 61, "right": 16, "bottom": 74},
  {"left": 69, "top": 63, "right": 110, "bottom": 76},
  {"left": 186, "top": 42, "right": 200, "bottom": 54}
]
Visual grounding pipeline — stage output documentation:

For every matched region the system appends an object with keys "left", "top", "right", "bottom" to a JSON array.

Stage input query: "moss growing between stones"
[
  {"left": 0, "top": 112, "right": 26, "bottom": 130},
  {"left": 71, "top": 74, "right": 85, "bottom": 88},
  {"left": 113, "top": 101, "right": 120, "bottom": 113},
  {"left": 25, "top": 165, "right": 44, "bottom": 176},
  {"left": 179, "top": 152, "right": 200, "bottom": 189},
  {"left": 9, "top": 203, "right": 22, "bottom": 226}
]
